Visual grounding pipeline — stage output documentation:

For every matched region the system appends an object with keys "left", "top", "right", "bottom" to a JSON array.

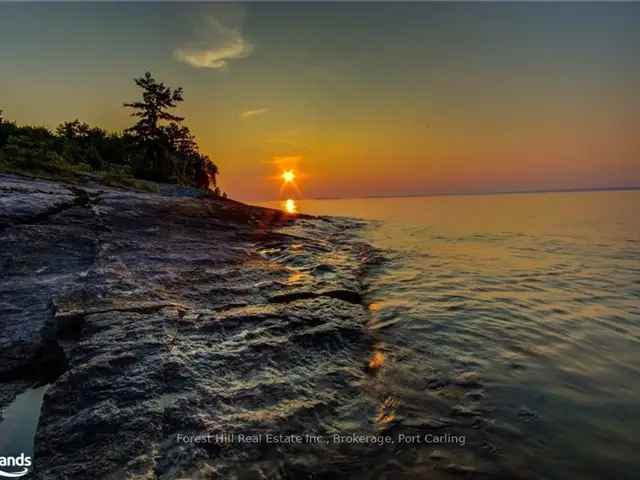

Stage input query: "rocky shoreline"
[{"left": 0, "top": 174, "right": 376, "bottom": 479}]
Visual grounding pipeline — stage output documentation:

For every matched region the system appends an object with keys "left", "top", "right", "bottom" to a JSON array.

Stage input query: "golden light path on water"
[{"left": 284, "top": 198, "right": 297, "bottom": 214}]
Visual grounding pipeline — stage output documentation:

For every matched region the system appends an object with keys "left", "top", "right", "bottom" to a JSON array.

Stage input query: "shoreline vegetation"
[{"left": 0, "top": 73, "right": 223, "bottom": 196}]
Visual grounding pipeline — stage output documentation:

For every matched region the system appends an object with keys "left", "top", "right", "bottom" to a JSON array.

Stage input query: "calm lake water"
[{"left": 259, "top": 191, "right": 640, "bottom": 479}]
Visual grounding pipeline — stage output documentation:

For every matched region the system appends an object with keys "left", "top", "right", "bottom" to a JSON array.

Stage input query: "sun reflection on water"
[{"left": 284, "top": 198, "right": 297, "bottom": 214}]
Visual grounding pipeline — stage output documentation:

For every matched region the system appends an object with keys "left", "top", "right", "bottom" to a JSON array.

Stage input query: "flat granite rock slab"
[
  {"left": 0, "top": 174, "right": 373, "bottom": 479},
  {"left": 0, "top": 196, "right": 99, "bottom": 378}
]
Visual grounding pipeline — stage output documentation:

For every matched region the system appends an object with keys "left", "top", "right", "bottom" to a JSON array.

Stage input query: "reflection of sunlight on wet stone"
[
  {"left": 287, "top": 271, "right": 304, "bottom": 283},
  {"left": 368, "top": 302, "right": 382, "bottom": 311},
  {"left": 368, "top": 351, "right": 385, "bottom": 371},
  {"left": 286, "top": 270, "right": 312, "bottom": 284},
  {"left": 376, "top": 397, "right": 399, "bottom": 427}
]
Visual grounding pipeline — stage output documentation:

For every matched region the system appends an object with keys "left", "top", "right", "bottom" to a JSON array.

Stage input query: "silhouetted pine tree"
[{"left": 124, "top": 72, "right": 185, "bottom": 180}]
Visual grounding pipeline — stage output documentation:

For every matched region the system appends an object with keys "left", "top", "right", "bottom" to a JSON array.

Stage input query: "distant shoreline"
[{"left": 255, "top": 186, "right": 640, "bottom": 203}]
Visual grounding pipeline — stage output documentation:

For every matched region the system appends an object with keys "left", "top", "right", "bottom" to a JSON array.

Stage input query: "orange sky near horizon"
[
  {"left": 1, "top": 3, "right": 639, "bottom": 200},
  {"left": 213, "top": 86, "right": 639, "bottom": 199}
]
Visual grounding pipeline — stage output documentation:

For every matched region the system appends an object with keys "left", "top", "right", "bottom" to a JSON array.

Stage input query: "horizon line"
[{"left": 252, "top": 185, "right": 640, "bottom": 203}]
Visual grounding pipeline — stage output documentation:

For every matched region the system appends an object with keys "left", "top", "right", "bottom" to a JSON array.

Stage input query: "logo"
[{"left": 0, "top": 454, "right": 32, "bottom": 478}]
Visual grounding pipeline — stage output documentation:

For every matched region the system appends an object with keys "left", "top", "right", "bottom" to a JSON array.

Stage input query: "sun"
[{"left": 281, "top": 169, "right": 295, "bottom": 183}]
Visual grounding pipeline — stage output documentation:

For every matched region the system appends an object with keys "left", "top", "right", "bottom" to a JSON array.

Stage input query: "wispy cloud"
[
  {"left": 175, "top": 17, "right": 252, "bottom": 70},
  {"left": 241, "top": 108, "right": 269, "bottom": 119},
  {"left": 271, "top": 155, "right": 303, "bottom": 166}
]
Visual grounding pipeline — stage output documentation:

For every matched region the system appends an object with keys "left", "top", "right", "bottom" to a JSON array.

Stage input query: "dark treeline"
[{"left": 0, "top": 73, "right": 221, "bottom": 194}]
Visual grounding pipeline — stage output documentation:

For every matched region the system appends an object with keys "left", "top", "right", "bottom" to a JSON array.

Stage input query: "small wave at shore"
[{"left": 258, "top": 192, "right": 640, "bottom": 479}]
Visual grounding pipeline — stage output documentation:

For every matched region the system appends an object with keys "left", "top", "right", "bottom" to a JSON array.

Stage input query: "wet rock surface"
[{"left": 0, "top": 174, "right": 375, "bottom": 479}]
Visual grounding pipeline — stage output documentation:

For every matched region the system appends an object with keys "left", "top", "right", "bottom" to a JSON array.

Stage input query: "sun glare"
[
  {"left": 281, "top": 170, "right": 296, "bottom": 183},
  {"left": 284, "top": 198, "right": 297, "bottom": 214}
]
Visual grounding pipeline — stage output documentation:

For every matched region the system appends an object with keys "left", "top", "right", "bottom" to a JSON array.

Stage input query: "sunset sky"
[{"left": 1, "top": 2, "right": 639, "bottom": 200}]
